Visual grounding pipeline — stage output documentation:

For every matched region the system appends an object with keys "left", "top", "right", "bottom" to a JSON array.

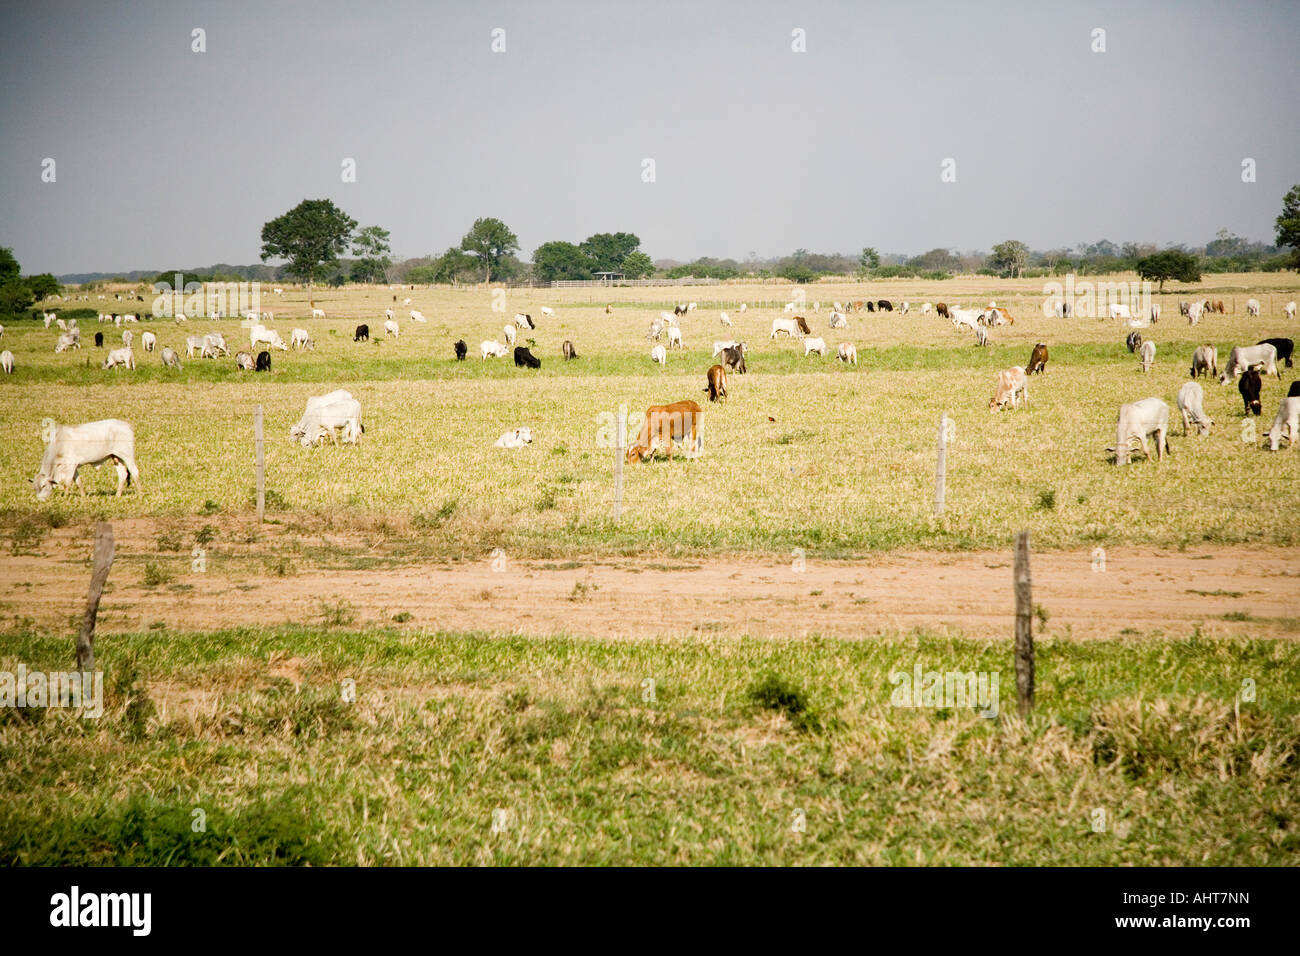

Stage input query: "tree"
[
  {"left": 621, "top": 250, "right": 655, "bottom": 279},
  {"left": 532, "top": 241, "right": 593, "bottom": 282},
  {"left": 26, "top": 273, "right": 61, "bottom": 300},
  {"left": 580, "top": 232, "right": 642, "bottom": 273},
  {"left": 351, "top": 225, "right": 392, "bottom": 284},
  {"left": 260, "top": 199, "right": 357, "bottom": 299},
  {"left": 989, "top": 239, "right": 1030, "bottom": 278},
  {"left": 0, "top": 247, "right": 19, "bottom": 284},
  {"left": 0, "top": 279, "right": 34, "bottom": 315},
  {"left": 1136, "top": 250, "right": 1201, "bottom": 291},
  {"left": 460, "top": 217, "right": 519, "bottom": 283},
  {"left": 1275, "top": 184, "right": 1300, "bottom": 271},
  {"left": 432, "top": 247, "right": 480, "bottom": 284},
  {"left": 907, "top": 248, "right": 962, "bottom": 273},
  {"left": 859, "top": 247, "right": 880, "bottom": 271},
  {"left": 778, "top": 263, "right": 816, "bottom": 284}
]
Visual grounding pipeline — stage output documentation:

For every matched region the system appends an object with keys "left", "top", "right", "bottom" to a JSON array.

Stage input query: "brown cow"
[
  {"left": 1027, "top": 343, "right": 1048, "bottom": 375},
  {"left": 1212, "top": 300, "right": 1226, "bottom": 314},
  {"left": 704, "top": 364, "right": 727, "bottom": 403},
  {"left": 627, "top": 401, "right": 703, "bottom": 462},
  {"left": 936, "top": 303, "right": 951, "bottom": 320}
]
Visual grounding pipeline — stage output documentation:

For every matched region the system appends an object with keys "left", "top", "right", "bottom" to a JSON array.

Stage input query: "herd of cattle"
[{"left": 12, "top": 288, "right": 1300, "bottom": 499}]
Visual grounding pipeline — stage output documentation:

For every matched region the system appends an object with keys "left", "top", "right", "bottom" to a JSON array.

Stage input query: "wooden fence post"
[
  {"left": 934, "top": 413, "right": 948, "bottom": 515},
  {"left": 254, "top": 405, "right": 265, "bottom": 522},
  {"left": 76, "top": 521, "right": 115, "bottom": 672},
  {"left": 1014, "top": 531, "right": 1034, "bottom": 716},
  {"left": 613, "top": 407, "right": 625, "bottom": 521}
]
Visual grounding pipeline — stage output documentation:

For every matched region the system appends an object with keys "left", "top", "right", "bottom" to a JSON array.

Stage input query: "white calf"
[
  {"left": 141, "top": 331, "right": 156, "bottom": 352},
  {"left": 1266, "top": 397, "right": 1300, "bottom": 451},
  {"left": 803, "top": 337, "right": 827, "bottom": 357},
  {"left": 837, "top": 343, "right": 857, "bottom": 365},
  {"left": 1140, "top": 340, "right": 1156, "bottom": 372},
  {"left": 384, "top": 319, "right": 400, "bottom": 337},
  {"left": 667, "top": 327, "right": 683, "bottom": 349},
  {"left": 481, "top": 340, "right": 508, "bottom": 359},
  {"left": 103, "top": 347, "right": 135, "bottom": 370},
  {"left": 651, "top": 345, "right": 667, "bottom": 365},
  {"left": 0, "top": 350, "right": 13, "bottom": 374}
]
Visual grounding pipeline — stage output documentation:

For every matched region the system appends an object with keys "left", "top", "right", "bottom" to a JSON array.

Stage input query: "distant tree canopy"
[
  {"left": 907, "top": 248, "right": 963, "bottom": 273},
  {"left": 260, "top": 199, "right": 357, "bottom": 295},
  {"left": 351, "top": 225, "right": 392, "bottom": 284},
  {"left": 579, "top": 232, "right": 640, "bottom": 273},
  {"left": 532, "top": 241, "right": 591, "bottom": 282},
  {"left": 1136, "top": 250, "right": 1202, "bottom": 290},
  {"left": 989, "top": 240, "right": 1030, "bottom": 278},
  {"left": 0, "top": 247, "right": 19, "bottom": 284},
  {"left": 1276, "top": 184, "right": 1300, "bottom": 271},
  {"left": 531, "top": 231, "right": 653, "bottom": 281},
  {"left": 460, "top": 217, "right": 519, "bottom": 283},
  {"left": 0, "top": 247, "right": 60, "bottom": 316},
  {"left": 26, "top": 273, "right": 61, "bottom": 299}
]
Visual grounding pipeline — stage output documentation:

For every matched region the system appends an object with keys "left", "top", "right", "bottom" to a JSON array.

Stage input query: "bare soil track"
[{"left": 2, "top": 520, "right": 1296, "bottom": 640}]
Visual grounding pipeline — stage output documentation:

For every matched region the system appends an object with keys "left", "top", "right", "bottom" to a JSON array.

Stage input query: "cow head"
[{"left": 31, "top": 471, "right": 53, "bottom": 501}]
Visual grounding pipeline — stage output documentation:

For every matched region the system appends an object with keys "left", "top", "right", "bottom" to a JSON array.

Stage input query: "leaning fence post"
[
  {"left": 934, "top": 413, "right": 948, "bottom": 515},
  {"left": 254, "top": 404, "right": 265, "bottom": 522},
  {"left": 613, "top": 406, "right": 626, "bottom": 521},
  {"left": 1014, "top": 531, "right": 1034, "bottom": 716},
  {"left": 76, "top": 521, "right": 115, "bottom": 672}
]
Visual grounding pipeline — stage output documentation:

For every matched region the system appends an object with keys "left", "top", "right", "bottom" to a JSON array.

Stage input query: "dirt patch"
[{"left": 1, "top": 520, "right": 1295, "bottom": 640}]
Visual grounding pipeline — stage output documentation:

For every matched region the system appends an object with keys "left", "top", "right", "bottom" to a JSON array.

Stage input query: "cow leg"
[
  {"left": 123, "top": 456, "right": 142, "bottom": 493},
  {"left": 113, "top": 461, "right": 127, "bottom": 496}
]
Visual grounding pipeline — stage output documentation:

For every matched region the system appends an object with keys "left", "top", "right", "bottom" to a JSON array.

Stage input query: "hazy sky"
[{"left": 3, "top": 0, "right": 1298, "bottom": 275}]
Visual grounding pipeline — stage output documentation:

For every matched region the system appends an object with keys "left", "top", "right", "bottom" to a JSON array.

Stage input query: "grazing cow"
[
  {"left": 161, "top": 347, "right": 183, "bottom": 370},
  {"left": 704, "top": 364, "right": 727, "bottom": 403},
  {"left": 1211, "top": 300, "right": 1226, "bottom": 314},
  {"left": 514, "top": 313, "right": 535, "bottom": 329},
  {"left": 627, "top": 400, "right": 703, "bottom": 462},
  {"left": 203, "top": 333, "right": 229, "bottom": 357},
  {"left": 1221, "top": 344, "right": 1279, "bottom": 382},
  {"left": 1285, "top": 301, "right": 1297, "bottom": 320},
  {"left": 103, "top": 347, "right": 135, "bottom": 370},
  {"left": 291, "top": 328, "right": 314, "bottom": 350},
  {"left": 837, "top": 343, "right": 857, "bottom": 365},
  {"left": 975, "top": 325, "right": 989, "bottom": 347},
  {"left": 829, "top": 311, "right": 847, "bottom": 329},
  {"left": 1109, "top": 303, "right": 1132, "bottom": 320},
  {"left": 141, "top": 331, "right": 156, "bottom": 353},
  {"left": 1289, "top": 381, "right": 1300, "bottom": 398},
  {"left": 250, "top": 325, "right": 287, "bottom": 351},
  {"left": 235, "top": 351, "right": 254, "bottom": 370},
  {"left": 503, "top": 324, "right": 517, "bottom": 346},
  {"left": 1176, "top": 381, "right": 1213, "bottom": 436},
  {"left": 409, "top": 310, "right": 426, "bottom": 322},
  {"left": 562, "top": 340, "right": 578, "bottom": 361},
  {"left": 513, "top": 346, "right": 541, "bottom": 369},
  {"left": 783, "top": 302, "right": 796, "bottom": 313},
  {"left": 803, "top": 337, "right": 827, "bottom": 357},
  {"left": 1190, "top": 344, "right": 1218, "bottom": 379},
  {"left": 541, "top": 307, "right": 555, "bottom": 317},
  {"left": 864, "top": 301, "right": 876, "bottom": 313},
  {"left": 1266, "top": 397, "right": 1300, "bottom": 450},
  {"left": 0, "top": 350, "right": 12, "bottom": 374},
  {"left": 54, "top": 332, "right": 79, "bottom": 353},
  {"left": 989, "top": 367, "right": 1029, "bottom": 411},
  {"left": 1246, "top": 299, "right": 1261, "bottom": 317},
  {"left": 675, "top": 304, "right": 688, "bottom": 317},
  {"left": 1112, "top": 398, "right": 1170, "bottom": 465},
  {"left": 667, "top": 327, "right": 684, "bottom": 349},
  {"left": 454, "top": 340, "right": 468, "bottom": 360},
  {"left": 291, "top": 391, "right": 363, "bottom": 447},
  {"left": 1187, "top": 301, "right": 1204, "bottom": 326},
  {"left": 877, "top": 300, "right": 893, "bottom": 312},
  {"left": 720, "top": 312, "right": 732, "bottom": 327},
  {"left": 311, "top": 308, "right": 326, "bottom": 319},
  {"left": 1140, "top": 340, "right": 1156, "bottom": 373},
  {"left": 1150, "top": 303, "right": 1162, "bottom": 324},
  {"left": 950, "top": 308, "right": 981, "bottom": 331},
  {"left": 1027, "top": 343, "right": 1049, "bottom": 375},
  {"left": 354, "top": 324, "right": 370, "bottom": 342},
  {"left": 721, "top": 345, "right": 747, "bottom": 374},
  {"left": 32, "top": 419, "right": 141, "bottom": 500},
  {"left": 121, "top": 329, "right": 133, "bottom": 348},
  {"left": 651, "top": 345, "right": 667, "bottom": 365},
  {"left": 900, "top": 302, "right": 910, "bottom": 315},
  {"left": 94, "top": 331, "right": 104, "bottom": 348},
  {"left": 739, "top": 303, "right": 747, "bottom": 312},
  {"left": 249, "top": 351, "right": 269, "bottom": 373},
  {"left": 481, "top": 340, "right": 509, "bottom": 359},
  {"left": 384, "top": 319, "right": 400, "bottom": 337},
  {"left": 1239, "top": 368, "right": 1262, "bottom": 415},
  {"left": 770, "top": 316, "right": 810, "bottom": 338},
  {"left": 647, "top": 319, "right": 665, "bottom": 341},
  {"left": 1257, "top": 338, "right": 1294, "bottom": 368},
  {"left": 712, "top": 340, "right": 740, "bottom": 356},
  {"left": 1126, "top": 330, "right": 1143, "bottom": 353},
  {"left": 495, "top": 427, "right": 533, "bottom": 449},
  {"left": 385, "top": 309, "right": 394, "bottom": 322},
  {"left": 984, "top": 307, "right": 1014, "bottom": 326}
]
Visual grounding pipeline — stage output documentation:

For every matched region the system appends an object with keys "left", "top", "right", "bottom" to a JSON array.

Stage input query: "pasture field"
[
  {"left": 1, "top": 274, "right": 1299, "bottom": 557},
  {"left": 2, "top": 624, "right": 1297, "bottom": 866}
]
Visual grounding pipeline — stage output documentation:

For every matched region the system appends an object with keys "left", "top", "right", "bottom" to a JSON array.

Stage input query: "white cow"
[
  {"left": 651, "top": 345, "right": 667, "bottom": 365},
  {"left": 667, "top": 327, "right": 683, "bottom": 349},
  {"left": 141, "top": 331, "right": 156, "bottom": 352},
  {"left": 43, "top": 312, "right": 56, "bottom": 328},
  {"left": 503, "top": 325, "right": 516, "bottom": 345},
  {"left": 311, "top": 308, "right": 326, "bottom": 318},
  {"left": 647, "top": 319, "right": 665, "bottom": 341},
  {"left": 290, "top": 328, "right": 314, "bottom": 350},
  {"left": 185, "top": 335, "right": 208, "bottom": 358},
  {"left": 410, "top": 310, "right": 426, "bottom": 322},
  {"left": 989, "top": 367, "right": 1028, "bottom": 411},
  {"left": 54, "top": 332, "right": 80, "bottom": 353},
  {"left": 837, "top": 343, "right": 857, "bottom": 365},
  {"left": 950, "top": 308, "right": 981, "bottom": 331},
  {"left": 103, "top": 347, "right": 135, "bottom": 370},
  {"left": 1150, "top": 303, "right": 1162, "bottom": 324},
  {"left": 495, "top": 426, "right": 533, "bottom": 448},
  {"left": 1266, "top": 397, "right": 1300, "bottom": 451},
  {"left": 384, "top": 319, "right": 400, "bottom": 337},
  {"left": 1187, "top": 301, "right": 1204, "bottom": 326},
  {"left": 32, "top": 419, "right": 141, "bottom": 500},
  {"left": 1176, "top": 381, "right": 1213, "bottom": 436},
  {"left": 160, "top": 347, "right": 183, "bottom": 369},
  {"left": 121, "top": 329, "right": 134, "bottom": 348},
  {"left": 403, "top": 297, "right": 411, "bottom": 306},
  {"left": 1109, "top": 303, "right": 1132, "bottom": 319},
  {"left": 1286, "top": 301, "right": 1297, "bottom": 320},
  {"left": 1113, "top": 398, "right": 1170, "bottom": 465},
  {"left": 480, "top": 340, "right": 508, "bottom": 359},
  {"left": 1246, "top": 298, "right": 1260, "bottom": 317},
  {"left": 290, "top": 391, "right": 363, "bottom": 447},
  {"left": 0, "top": 350, "right": 13, "bottom": 374},
  {"left": 738, "top": 304, "right": 747, "bottom": 312},
  {"left": 1140, "top": 340, "right": 1156, "bottom": 373},
  {"left": 540, "top": 307, "right": 555, "bottom": 317},
  {"left": 1220, "top": 344, "right": 1279, "bottom": 382},
  {"left": 803, "top": 337, "right": 827, "bottom": 357},
  {"left": 514, "top": 313, "right": 535, "bottom": 329},
  {"left": 771, "top": 317, "right": 807, "bottom": 339},
  {"left": 920, "top": 303, "right": 932, "bottom": 316},
  {"left": 250, "top": 326, "right": 288, "bottom": 351},
  {"left": 203, "top": 333, "right": 229, "bottom": 357},
  {"left": 234, "top": 351, "right": 255, "bottom": 370},
  {"left": 720, "top": 312, "right": 732, "bottom": 327},
  {"left": 829, "top": 312, "right": 847, "bottom": 329},
  {"left": 385, "top": 309, "right": 394, "bottom": 321},
  {"left": 712, "top": 340, "right": 739, "bottom": 357}
]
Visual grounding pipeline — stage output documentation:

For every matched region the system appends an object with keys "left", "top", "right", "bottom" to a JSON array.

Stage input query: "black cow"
[
  {"left": 354, "top": 324, "right": 369, "bottom": 342},
  {"left": 454, "top": 340, "right": 467, "bottom": 360},
  {"left": 255, "top": 350, "right": 271, "bottom": 372},
  {"left": 1258, "top": 338, "right": 1294, "bottom": 369},
  {"left": 674, "top": 304, "right": 688, "bottom": 317},
  {"left": 562, "top": 340, "right": 578, "bottom": 360},
  {"left": 513, "top": 346, "right": 541, "bottom": 369},
  {"left": 1125, "top": 331, "right": 1142, "bottom": 353},
  {"left": 864, "top": 301, "right": 875, "bottom": 313},
  {"left": 1288, "top": 380, "right": 1300, "bottom": 398},
  {"left": 721, "top": 345, "right": 747, "bottom": 374},
  {"left": 877, "top": 300, "right": 893, "bottom": 312},
  {"left": 1239, "top": 368, "right": 1262, "bottom": 415},
  {"left": 94, "top": 331, "right": 104, "bottom": 348}
]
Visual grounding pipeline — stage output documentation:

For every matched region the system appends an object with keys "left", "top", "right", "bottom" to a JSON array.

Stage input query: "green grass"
[{"left": 0, "top": 624, "right": 1295, "bottom": 865}]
